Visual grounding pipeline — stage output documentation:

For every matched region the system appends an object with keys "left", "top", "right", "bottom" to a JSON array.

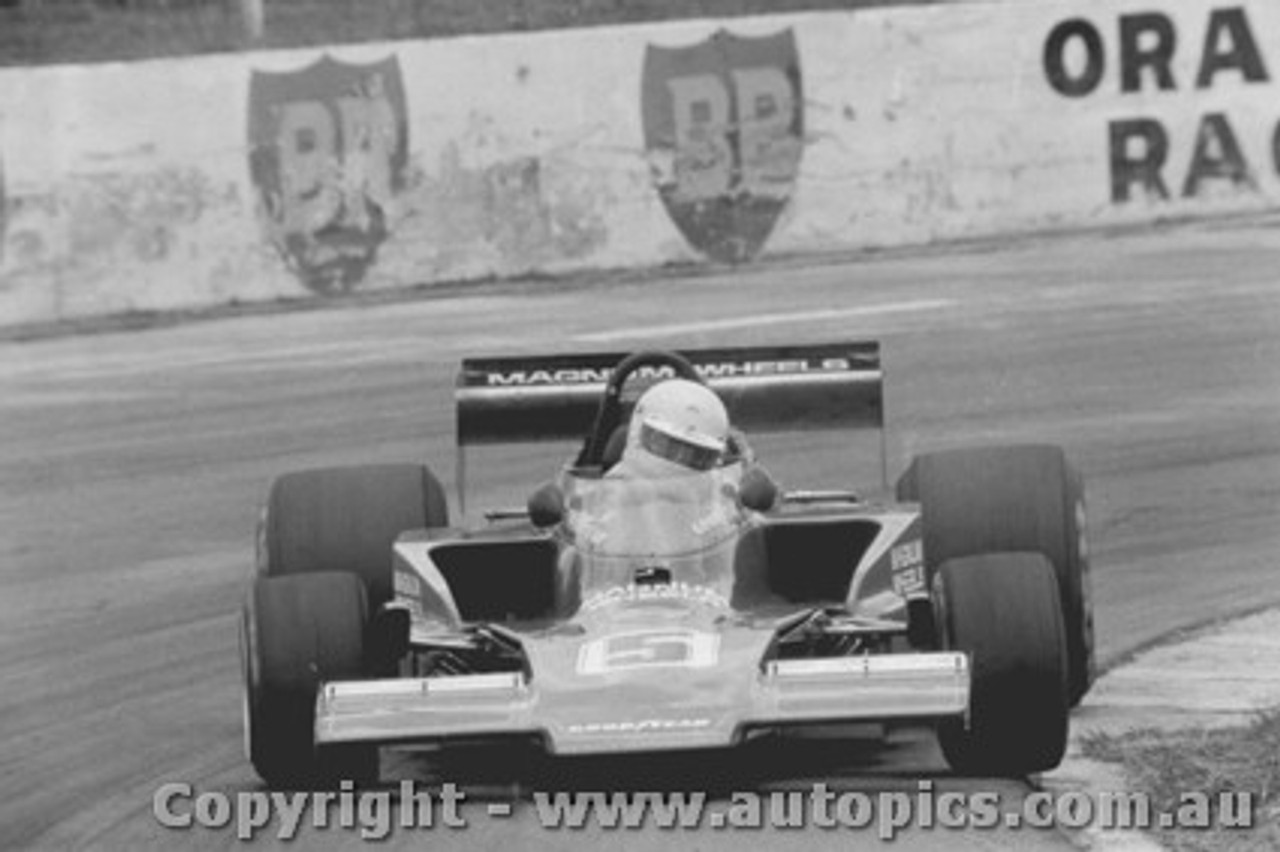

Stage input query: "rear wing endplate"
[{"left": 454, "top": 342, "right": 885, "bottom": 511}]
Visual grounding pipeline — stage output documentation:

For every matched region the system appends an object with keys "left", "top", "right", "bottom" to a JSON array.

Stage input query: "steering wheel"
[{"left": 575, "top": 350, "right": 704, "bottom": 468}]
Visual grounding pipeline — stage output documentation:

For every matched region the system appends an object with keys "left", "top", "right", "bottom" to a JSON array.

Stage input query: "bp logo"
[
  {"left": 248, "top": 55, "right": 408, "bottom": 295},
  {"left": 642, "top": 28, "right": 803, "bottom": 264}
]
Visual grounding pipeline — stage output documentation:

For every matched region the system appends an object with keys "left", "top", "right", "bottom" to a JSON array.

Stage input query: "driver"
[
  {"left": 545, "top": 374, "right": 780, "bottom": 614},
  {"left": 553, "top": 377, "right": 779, "bottom": 608},
  {"left": 605, "top": 377, "right": 780, "bottom": 511},
  {"left": 606, "top": 379, "right": 730, "bottom": 480},
  {"left": 575, "top": 378, "right": 735, "bottom": 556}
]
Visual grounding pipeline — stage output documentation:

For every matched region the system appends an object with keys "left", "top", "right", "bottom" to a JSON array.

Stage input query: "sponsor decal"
[
  {"left": 391, "top": 562, "right": 432, "bottom": 624},
  {"left": 565, "top": 717, "right": 713, "bottom": 736},
  {"left": 486, "top": 366, "right": 613, "bottom": 387},
  {"left": 891, "top": 565, "right": 926, "bottom": 598},
  {"left": 581, "top": 581, "right": 730, "bottom": 612},
  {"left": 483, "top": 357, "right": 853, "bottom": 388},
  {"left": 642, "top": 28, "right": 803, "bottom": 263},
  {"left": 1042, "top": 6, "right": 1274, "bottom": 204},
  {"left": 393, "top": 569, "right": 423, "bottom": 598},
  {"left": 890, "top": 540, "right": 923, "bottom": 572},
  {"left": 576, "top": 628, "right": 721, "bottom": 675},
  {"left": 890, "top": 540, "right": 925, "bottom": 597},
  {"left": 248, "top": 54, "right": 408, "bottom": 295}
]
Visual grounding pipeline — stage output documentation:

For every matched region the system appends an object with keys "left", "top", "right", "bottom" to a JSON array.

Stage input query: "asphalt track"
[{"left": 2, "top": 221, "right": 1278, "bottom": 850}]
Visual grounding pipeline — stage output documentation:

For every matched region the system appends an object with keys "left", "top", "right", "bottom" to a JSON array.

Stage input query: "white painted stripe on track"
[
  {"left": 0, "top": 336, "right": 431, "bottom": 382},
  {"left": 572, "top": 299, "right": 956, "bottom": 343}
]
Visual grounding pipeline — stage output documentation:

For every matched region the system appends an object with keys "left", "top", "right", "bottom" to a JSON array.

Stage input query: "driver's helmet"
[{"left": 618, "top": 379, "right": 730, "bottom": 476}]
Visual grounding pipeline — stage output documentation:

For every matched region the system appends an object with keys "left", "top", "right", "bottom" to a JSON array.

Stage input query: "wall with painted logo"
[
  {"left": 1042, "top": 6, "right": 1275, "bottom": 207},
  {"left": 785, "top": 0, "right": 1280, "bottom": 252},
  {"left": 1, "top": 0, "right": 1278, "bottom": 326}
]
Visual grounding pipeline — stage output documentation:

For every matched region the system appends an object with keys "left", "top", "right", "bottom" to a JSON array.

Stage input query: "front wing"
[{"left": 315, "top": 652, "right": 969, "bottom": 755}]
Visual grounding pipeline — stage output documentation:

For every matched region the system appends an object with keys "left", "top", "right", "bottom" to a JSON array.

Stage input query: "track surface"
[{"left": 2, "top": 222, "right": 1278, "bottom": 850}]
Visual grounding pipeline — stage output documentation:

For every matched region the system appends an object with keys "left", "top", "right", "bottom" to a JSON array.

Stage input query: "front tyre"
[
  {"left": 936, "top": 553, "right": 1069, "bottom": 777},
  {"left": 898, "top": 444, "right": 1095, "bottom": 706},
  {"left": 241, "top": 572, "right": 377, "bottom": 788}
]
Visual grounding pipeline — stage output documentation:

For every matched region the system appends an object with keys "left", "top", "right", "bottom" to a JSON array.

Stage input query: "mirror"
[
  {"left": 527, "top": 481, "right": 566, "bottom": 528},
  {"left": 739, "top": 466, "right": 780, "bottom": 512}
]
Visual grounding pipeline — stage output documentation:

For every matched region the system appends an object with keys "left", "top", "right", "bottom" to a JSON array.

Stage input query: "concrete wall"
[{"left": 2, "top": 0, "right": 1278, "bottom": 325}]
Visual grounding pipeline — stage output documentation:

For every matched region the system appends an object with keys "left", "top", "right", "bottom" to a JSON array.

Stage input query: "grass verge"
[{"left": 1080, "top": 710, "right": 1280, "bottom": 852}]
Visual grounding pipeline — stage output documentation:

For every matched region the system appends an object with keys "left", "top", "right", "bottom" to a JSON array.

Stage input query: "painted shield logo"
[
  {"left": 643, "top": 29, "right": 803, "bottom": 264},
  {"left": 248, "top": 55, "right": 408, "bottom": 295}
]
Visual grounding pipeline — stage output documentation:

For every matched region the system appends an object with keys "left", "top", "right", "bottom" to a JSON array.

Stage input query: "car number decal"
[{"left": 576, "top": 629, "right": 720, "bottom": 675}]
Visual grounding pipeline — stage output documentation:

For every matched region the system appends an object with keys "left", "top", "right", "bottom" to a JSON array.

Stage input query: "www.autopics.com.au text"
[{"left": 152, "top": 779, "right": 1255, "bottom": 841}]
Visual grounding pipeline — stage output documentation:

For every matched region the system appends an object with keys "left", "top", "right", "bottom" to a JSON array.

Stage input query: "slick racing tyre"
[
  {"left": 241, "top": 572, "right": 376, "bottom": 788},
  {"left": 897, "top": 444, "right": 1096, "bottom": 707},
  {"left": 259, "top": 464, "right": 449, "bottom": 610},
  {"left": 935, "top": 553, "right": 1069, "bottom": 777}
]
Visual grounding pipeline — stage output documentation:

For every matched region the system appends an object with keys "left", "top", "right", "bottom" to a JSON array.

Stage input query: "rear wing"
[{"left": 454, "top": 342, "right": 885, "bottom": 510}]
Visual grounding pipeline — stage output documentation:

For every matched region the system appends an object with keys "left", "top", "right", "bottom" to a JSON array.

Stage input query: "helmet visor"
[{"left": 638, "top": 419, "right": 725, "bottom": 471}]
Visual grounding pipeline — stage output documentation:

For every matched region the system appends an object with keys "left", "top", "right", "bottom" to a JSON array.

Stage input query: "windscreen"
[{"left": 563, "top": 465, "right": 747, "bottom": 604}]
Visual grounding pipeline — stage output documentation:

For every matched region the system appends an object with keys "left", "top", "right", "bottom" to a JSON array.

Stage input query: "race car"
[{"left": 239, "top": 342, "right": 1095, "bottom": 787}]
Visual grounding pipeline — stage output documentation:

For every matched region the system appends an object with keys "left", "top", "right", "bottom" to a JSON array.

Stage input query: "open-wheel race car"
[{"left": 239, "top": 341, "right": 1095, "bottom": 787}]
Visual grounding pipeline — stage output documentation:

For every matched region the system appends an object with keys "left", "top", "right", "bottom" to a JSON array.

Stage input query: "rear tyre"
[
  {"left": 935, "top": 553, "right": 1069, "bottom": 776},
  {"left": 260, "top": 464, "right": 449, "bottom": 610},
  {"left": 897, "top": 444, "right": 1095, "bottom": 706},
  {"left": 242, "top": 572, "right": 377, "bottom": 788}
]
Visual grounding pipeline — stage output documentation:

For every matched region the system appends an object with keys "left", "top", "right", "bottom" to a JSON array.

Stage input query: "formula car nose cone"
[{"left": 516, "top": 602, "right": 775, "bottom": 755}]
